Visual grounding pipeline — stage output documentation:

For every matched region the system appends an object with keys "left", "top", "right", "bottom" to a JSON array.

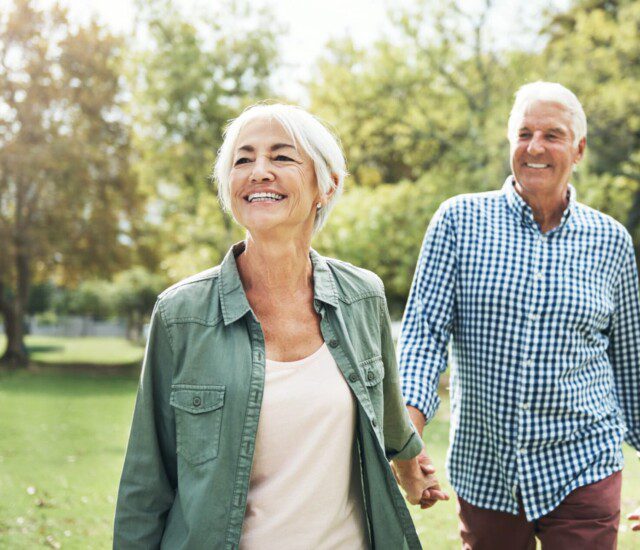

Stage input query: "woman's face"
[{"left": 229, "top": 117, "right": 321, "bottom": 237}]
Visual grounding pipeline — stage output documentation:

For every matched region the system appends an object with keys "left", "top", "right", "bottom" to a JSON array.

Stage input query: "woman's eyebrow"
[
  {"left": 235, "top": 143, "right": 296, "bottom": 153},
  {"left": 271, "top": 143, "right": 296, "bottom": 151}
]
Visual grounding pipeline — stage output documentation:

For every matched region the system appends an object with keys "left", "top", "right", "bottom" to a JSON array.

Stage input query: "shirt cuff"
[{"left": 388, "top": 429, "right": 424, "bottom": 461}]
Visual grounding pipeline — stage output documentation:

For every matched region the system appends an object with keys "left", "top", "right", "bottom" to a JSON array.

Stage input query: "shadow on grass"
[
  {"left": 0, "top": 368, "right": 140, "bottom": 397},
  {"left": 25, "top": 344, "right": 65, "bottom": 353}
]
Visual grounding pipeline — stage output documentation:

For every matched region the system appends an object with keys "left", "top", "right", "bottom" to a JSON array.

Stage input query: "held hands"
[{"left": 392, "top": 450, "right": 449, "bottom": 509}]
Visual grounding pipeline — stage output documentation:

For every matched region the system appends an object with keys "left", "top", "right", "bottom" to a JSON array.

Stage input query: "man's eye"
[
  {"left": 234, "top": 157, "right": 251, "bottom": 166},
  {"left": 519, "top": 133, "right": 531, "bottom": 139}
]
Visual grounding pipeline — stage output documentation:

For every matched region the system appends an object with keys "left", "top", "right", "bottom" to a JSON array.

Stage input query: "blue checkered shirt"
[{"left": 398, "top": 177, "right": 640, "bottom": 520}]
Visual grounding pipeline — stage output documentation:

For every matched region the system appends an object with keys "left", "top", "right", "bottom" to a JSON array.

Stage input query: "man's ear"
[{"left": 575, "top": 137, "right": 586, "bottom": 163}]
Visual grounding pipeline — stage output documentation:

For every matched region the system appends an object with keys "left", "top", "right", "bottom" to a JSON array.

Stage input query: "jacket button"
[
  {"left": 372, "top": 418, "right": 377, "bottom": 427},
  {"left": 329, "top": 339, "right": 339, "bottom": 348},
  {"left": 367, "top": 371, "right": 375, "bottom": 381},
  {"left": 348, "top": 373, "right": 358, "bottom": 383},
  {"left": 192, "top": 396, "right": 202, "bottom": 407}
]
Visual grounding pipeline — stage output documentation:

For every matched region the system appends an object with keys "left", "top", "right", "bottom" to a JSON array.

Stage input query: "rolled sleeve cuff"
[
  {"left": 387, "top": 429, "right": 424, "bottom": 461},
  {"left": 406, "top": 393, "right": 441, "bottom": 425}
]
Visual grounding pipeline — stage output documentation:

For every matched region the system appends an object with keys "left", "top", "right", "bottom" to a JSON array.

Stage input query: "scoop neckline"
[{"left": 265, "top": 342, "right": 329, "bottom": 369}]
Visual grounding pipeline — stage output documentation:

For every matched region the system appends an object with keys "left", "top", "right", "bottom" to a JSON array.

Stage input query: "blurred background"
[{"left": 1, "top": 0, "right": 639, "bottom": 547}]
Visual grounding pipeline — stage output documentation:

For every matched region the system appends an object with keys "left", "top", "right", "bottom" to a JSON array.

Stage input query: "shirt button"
[
  {"left": 521, "top": 402, "right": 529, "bottom": 410},
  {"left": 518, "top": 447, "right": 526, "bottom": 454},
  {"left": 524, "top": 359, "right": 533, "bottom": 367},
  {"left": 329, "top": 339, "right": 339, "bottom": 348},
  {"left": 528, "top": 313, "right": 539, "bottom": 321},
  {"left": 367, "top": 371, "right": 375, "bottom": 381},
  {"left": 192, "top": 396, "right": 202, "bottom": 407},
  {"left": 348, "top": 373, "right": 358, "bottom": 383},
  {"left": 372, "top": 418, "right": 378, "bottom": 427},
  {"left": 534, "top": 272, "right": 543, "bottom": 280}
]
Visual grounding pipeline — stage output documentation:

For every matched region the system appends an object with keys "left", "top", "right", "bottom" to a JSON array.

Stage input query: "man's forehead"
[{"left": 518, "top": 100, "right": 572, "bottom": 129}]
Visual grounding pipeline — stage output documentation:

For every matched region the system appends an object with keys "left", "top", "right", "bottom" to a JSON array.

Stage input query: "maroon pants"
[{"left": 457, "top": 471, "right": 622, "bottom": 550}]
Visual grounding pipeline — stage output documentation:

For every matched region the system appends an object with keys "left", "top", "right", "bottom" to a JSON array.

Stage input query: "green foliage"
[
  {"left": 308, "top": 0, "right": 536, "bottom": 190},
  {"left": 67, "top": 280, "right": 114, "bottom": 320},
  {"left": 541, "top": 0, "right": 640, "bottom": 247},
  {"left": 26, "top": 282, "right": 56, "bottom": 315},
  {"left": 111, "top": 267, "right": 166, "bottom": 339},
  {"left": 131, "top": 0, "right": 281, "bottom": 278},
  {"left": 316, "top": 172, "right": 459, "bottom": 315}
]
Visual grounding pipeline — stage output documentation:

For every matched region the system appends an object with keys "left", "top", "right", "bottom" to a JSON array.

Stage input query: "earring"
[{"left": 316, "top": 203, "right": 322, "bottom": 210}]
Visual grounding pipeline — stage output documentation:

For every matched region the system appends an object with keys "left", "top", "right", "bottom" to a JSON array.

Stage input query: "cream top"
[{"left": 239, "top": 343, "right": 368, "bottom": 550}]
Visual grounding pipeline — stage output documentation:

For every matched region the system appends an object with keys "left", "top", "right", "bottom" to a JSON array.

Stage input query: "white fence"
[{"left": 1, "top": 316, "right": 128, "bottom": 338}]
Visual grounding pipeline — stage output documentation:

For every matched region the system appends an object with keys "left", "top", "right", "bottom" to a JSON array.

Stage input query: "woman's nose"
[{"left": 250, "top": 156, "right": 275, "bottom": 182}]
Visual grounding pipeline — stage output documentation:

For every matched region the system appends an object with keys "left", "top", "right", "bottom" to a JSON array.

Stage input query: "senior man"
[{"left": 399, "top": 81, "right": 640, "bottom": 549}]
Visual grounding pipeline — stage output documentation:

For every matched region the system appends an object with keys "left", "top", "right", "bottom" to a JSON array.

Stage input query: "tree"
[
  {"left": 308, "top": 0, "right": 539, "bottom": 190},
  {"left": 111, "top": 268, "right": 166, "bottom": 341},
  {"left": 0, "top": 0, "right": 140, "bottom": 366}
]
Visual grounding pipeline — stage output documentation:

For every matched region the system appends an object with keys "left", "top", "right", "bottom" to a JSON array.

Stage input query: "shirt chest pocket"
[
  {"left": 170, "top": 385, "right": 225, "bottom": 465},
  {"left": 359, "top": 357, "right": 385, "bottom": 422}
]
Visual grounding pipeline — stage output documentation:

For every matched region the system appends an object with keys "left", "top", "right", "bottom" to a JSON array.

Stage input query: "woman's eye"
[
  {"left": 234, "top": 157, "right": 251, "bottom": 166},
  {"left": 275, "top": 154, "right": 293, "bottom": 161}
]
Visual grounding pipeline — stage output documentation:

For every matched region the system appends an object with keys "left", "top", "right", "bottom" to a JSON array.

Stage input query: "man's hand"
[
  {"left": 415, "top": 452, "right": 448, "bottom": 509},
  {"left": 392, "top": 450, "right": 449, "bottom": 507},
  {"left": 629, "top": 507, "right": 640, "bottom": 532}
]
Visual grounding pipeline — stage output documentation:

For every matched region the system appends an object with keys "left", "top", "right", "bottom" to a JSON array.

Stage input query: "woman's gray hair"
[
  {"left": 507, "top": 81, "right": 587, "bottom": 147},
  {"left": 213, "top": 103, "right": 347, "bottom": 233}
]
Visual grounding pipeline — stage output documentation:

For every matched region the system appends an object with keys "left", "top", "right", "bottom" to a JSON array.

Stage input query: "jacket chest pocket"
[
  {"left": 170, "top": 385, "right": 226, "bottom": 465},
  {"left": 359, "top": 357, "right": 385, "bottom": 423}
]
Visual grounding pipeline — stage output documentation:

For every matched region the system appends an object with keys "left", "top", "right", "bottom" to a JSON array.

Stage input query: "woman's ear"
[{"left": 323, "top": 174, "right": 339, "bottom": 203}]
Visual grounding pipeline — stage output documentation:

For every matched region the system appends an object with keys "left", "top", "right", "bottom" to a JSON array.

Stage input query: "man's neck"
[{"left": 514, "top": 180, "right": 569, "bottom": 233}]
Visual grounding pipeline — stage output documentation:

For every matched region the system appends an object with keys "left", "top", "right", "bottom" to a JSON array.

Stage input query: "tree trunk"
[
  {"left": 0, "top": 245, "right": 31, "bottom": 368},
  {"left": 0, "top": 295, "right": 28, "bottom": 368}
]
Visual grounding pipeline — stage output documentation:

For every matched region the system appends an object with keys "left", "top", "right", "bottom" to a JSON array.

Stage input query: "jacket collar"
[{"left": 219, "top": 241, "right": 339, "bottom": 326}]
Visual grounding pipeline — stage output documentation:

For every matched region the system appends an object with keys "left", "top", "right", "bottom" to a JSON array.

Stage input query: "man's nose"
[{"left": 527, "top": 133, "right": 545, "bottom": 155}]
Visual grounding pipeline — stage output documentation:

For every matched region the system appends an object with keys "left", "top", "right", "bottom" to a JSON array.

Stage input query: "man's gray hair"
[
  {"left": 507, "top": 81, "right": 587, "bottom": 147},
  {"left": 213, "top": 103, "right": 347, "bottom": 233}
]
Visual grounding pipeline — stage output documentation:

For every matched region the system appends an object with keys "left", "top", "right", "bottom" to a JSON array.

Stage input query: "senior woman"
[{"left": 113, "top": 104, "right": 445, "bottom": 549}]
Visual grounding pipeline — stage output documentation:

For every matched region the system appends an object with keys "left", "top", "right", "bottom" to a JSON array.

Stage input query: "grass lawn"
[
  {"left": 0, "top": 369, "right": 639, "bottom": 548},
  {"left": 0, "top": 335, "right": 144, "bottom": 365}
]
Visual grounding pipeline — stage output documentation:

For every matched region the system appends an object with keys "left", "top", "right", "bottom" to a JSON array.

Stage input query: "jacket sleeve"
[
  {"left": 379, "top": 289, "right": 424, "bottom": 461},
  {"left": 398, "top": 204, "right": 457, "bottom": 423},
  {"left": 608, "top": 234, "right": 640, "bottom": 451},
  {"left": 113, "top": 300, "right": 177, "bottom": 549}
]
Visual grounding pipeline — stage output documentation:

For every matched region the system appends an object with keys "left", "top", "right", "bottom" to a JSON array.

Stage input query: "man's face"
[{"left": 510, "top": 100, "right": 585, "bottom": 195}]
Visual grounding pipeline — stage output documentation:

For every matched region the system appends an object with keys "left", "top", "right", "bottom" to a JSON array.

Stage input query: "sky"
[{"left": 2, "top": 0, "right": 571, "bottom": 101}]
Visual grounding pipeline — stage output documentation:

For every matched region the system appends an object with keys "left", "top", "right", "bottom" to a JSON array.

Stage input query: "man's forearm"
[{"left": 407, "top": 405, "right": 426, "bottom": 436}]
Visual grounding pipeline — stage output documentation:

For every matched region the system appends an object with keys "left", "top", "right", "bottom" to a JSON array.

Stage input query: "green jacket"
[{"left": 113, "top": 243, "right": 424, "bottom": 549}]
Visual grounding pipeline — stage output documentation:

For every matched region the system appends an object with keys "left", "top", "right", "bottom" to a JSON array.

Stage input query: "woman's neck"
[{"left": 236, "top": 234, "right": 314, "bottom": 296}]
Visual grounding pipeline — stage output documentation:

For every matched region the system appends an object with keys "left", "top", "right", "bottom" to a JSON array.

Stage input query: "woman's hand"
[{"left": 392, "top": 450, "right": 449, "bottom": 507}]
